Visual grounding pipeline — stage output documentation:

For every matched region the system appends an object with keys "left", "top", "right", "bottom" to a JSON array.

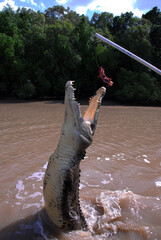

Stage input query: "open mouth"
[
  {"left": 66, "top": 81, "right": 106, "bottom": 135},
  {"left": 83, "top": 87, "right": 106, "bottom": 132}
]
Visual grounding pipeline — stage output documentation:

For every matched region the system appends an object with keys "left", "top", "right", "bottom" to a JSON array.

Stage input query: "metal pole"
[{"left": 95, "top": 32, "right": 161, "bottom": 76}]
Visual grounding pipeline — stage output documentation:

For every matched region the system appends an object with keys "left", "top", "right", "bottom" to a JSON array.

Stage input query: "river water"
[{"left": 0, "top": 99, "right": 161, "bottom": 240}]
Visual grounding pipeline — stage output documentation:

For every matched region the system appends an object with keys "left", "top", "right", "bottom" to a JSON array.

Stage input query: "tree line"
[{"left": 0, "top": 5, "right": 161, "bottom": 104}]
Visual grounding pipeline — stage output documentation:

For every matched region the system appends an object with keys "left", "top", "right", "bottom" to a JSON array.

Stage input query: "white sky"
[
  {"left": 76, "top": 0, "right": 145, "bottom": 18},
  {"left": 0, "top": 0, "right": 160, "bottom": 18}
]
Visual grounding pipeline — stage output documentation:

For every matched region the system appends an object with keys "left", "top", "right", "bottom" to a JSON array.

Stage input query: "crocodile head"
[{"left": 63, "top": 81, "right": 106, "bottom": 152}]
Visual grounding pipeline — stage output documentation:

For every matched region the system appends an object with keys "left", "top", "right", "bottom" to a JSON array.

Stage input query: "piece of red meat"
[{"left": 98, "top": 67, "right": 113, "bottom": 87}]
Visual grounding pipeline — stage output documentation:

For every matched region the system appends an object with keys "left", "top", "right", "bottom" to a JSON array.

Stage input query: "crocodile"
[{"left": 43, "top": 81, "right": 106, "bottom": 231}]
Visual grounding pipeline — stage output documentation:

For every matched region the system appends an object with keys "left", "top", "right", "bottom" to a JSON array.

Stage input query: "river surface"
[{"left": 0, "top": 99, "right": 161, "bottom": 240}]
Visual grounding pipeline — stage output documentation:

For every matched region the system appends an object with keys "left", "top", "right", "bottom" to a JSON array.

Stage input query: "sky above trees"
[{"left": 0, "top": 0, "right": 161, "bottom": 18}]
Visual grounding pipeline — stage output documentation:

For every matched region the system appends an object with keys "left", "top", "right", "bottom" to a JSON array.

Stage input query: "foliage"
[
  {"left": 0, "top": 5, "right": 161, "bottom": 104},
  {"left": 116, "top": 68, "right": 161, "bottom": 104}
]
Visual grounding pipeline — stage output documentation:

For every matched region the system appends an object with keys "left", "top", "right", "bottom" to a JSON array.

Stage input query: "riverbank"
[{"left": 0, "top": 97, "right": 161, "bottom": 107}]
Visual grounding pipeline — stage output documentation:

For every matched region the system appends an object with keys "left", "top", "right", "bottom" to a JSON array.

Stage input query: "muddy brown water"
[{"left": 0, "top": 100, "right": 161, "bottom": 240}]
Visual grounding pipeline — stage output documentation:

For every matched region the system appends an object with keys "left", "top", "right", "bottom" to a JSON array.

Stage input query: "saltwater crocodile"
[{"left": 43, "top": 81, "right": 106, "bottom": 231}]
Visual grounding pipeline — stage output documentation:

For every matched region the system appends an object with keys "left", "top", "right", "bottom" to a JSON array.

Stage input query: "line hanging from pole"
[{"left": 95, "top": 32, "right": 161, "bottom": 76}]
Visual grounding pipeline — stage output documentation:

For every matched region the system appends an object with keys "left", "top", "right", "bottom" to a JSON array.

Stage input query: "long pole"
[{"left": 95, "top": 32, "right": 161, "bottom": 76}]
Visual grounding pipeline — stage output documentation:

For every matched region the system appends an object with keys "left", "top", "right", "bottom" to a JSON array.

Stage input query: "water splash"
[
  {"left": 16, "top": 180, "right": 25, "bottom": 200},
  {"left": 155, "top": 181, "right": 161, "bottom": 187},
  {"left": 12, "top": 162, "right": 48, "bottom": 210},
  {"left": 80, "top": 189, "right": 152, "bottom": 239}
]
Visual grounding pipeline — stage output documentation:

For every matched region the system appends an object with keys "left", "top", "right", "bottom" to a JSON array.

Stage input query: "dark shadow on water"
[
  {"left": 0, "top": 211, "right": 43, "bottom": 240},
  {"left": 0, "top": 209, "right": 63, "bottom": 240}
]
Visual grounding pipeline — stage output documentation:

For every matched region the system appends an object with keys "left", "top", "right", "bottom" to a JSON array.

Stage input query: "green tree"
[
  {"left": 74, "top": 16, "right": 99, "bottom": 96},
  {"left": 119, "top": 21, "right": 151, "bottom": 72},
  {"left": 0, "top": 33, "right": 15, "bottom": 96},
  {"left": 45, "top": 5, "right": 68, "bottom": 24},
  {"left": 143, "top": 7, "right": 161, "bottom": 70},
  {"left": 116, "top": 68, "right": 161, "bottom": 104},
  {"left": 0, "top": 4, "right": 160, "bottom": 103},
  {"left": 150, "top": 25, "right": 161, "bottom": 69},
  {"left": 0, "top": 5, "right": 18, "bottom": 36},
  {"left": 112, "top": 12, "right": 134, "bottom": 36},
  {"left": 143, "top": 7, "right": 161, "bottom": 25},
  {"left": 91, "top": 12, "right": 114, "bottom": 33}
]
